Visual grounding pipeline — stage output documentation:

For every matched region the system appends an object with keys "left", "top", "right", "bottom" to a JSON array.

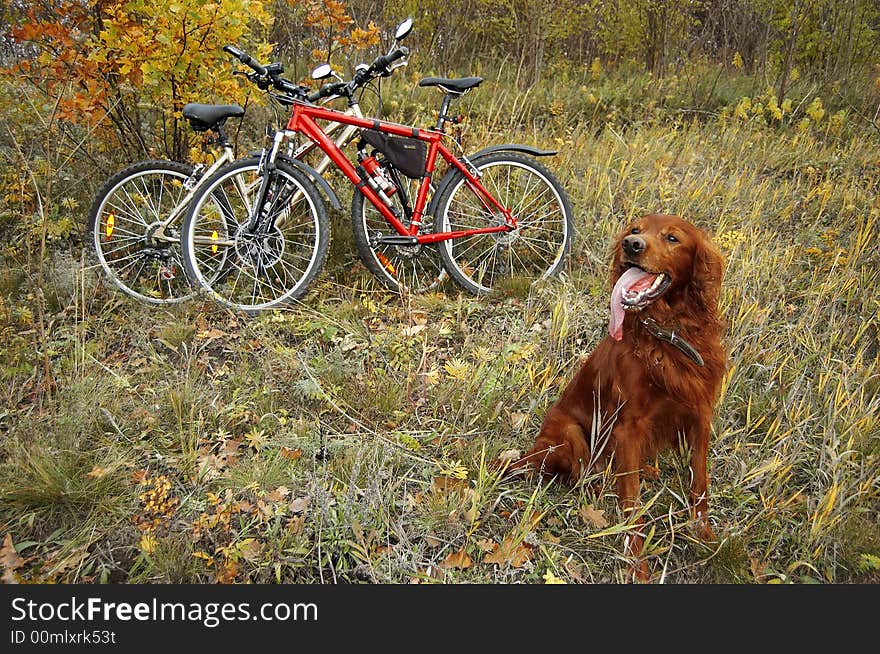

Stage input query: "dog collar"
[{"left": 640, "top": 317, "right": 704, "bottom": 367}]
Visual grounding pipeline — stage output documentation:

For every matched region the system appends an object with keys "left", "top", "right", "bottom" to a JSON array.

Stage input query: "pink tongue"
[{"left": 609, "top": 267, "right": 657, "bottom": 341}]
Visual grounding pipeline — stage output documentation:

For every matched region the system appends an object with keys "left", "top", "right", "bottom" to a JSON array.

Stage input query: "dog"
[{"left": 515, "top": 214, "right": 726, "bottom": 580}]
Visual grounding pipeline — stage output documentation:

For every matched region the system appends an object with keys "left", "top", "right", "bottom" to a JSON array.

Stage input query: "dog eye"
[
  {"left": 631, "top": 227, "right": 640, "bottom": 234},
  {"left": 666, "top": 234, "right": 678, "bottom": 242}
]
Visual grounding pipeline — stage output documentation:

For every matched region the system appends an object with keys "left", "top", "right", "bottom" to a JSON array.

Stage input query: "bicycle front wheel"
[
  {"left": 181, "top": 157, "right": 330, "bottom": 313},
  {"left": 88, "top": 160, "right": 197, "bottom": 304},
  {"left": 435, "top": 152, "right": 573, "bottom": 295}
]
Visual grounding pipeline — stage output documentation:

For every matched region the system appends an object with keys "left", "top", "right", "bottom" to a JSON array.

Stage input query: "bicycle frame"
[
  {"left": 284, "top": 102, "right": 518, "bottom": 245},
  {"left": 152, "top": 143, "right": 236, "bottom": 242}
]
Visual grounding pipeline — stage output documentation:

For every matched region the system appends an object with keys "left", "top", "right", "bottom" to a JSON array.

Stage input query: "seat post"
[
  {"left": 434, "top": 94, "right": 452, "bottom": 132},
  {"left": 213, "top": 121, "right": 232, "bottom": 148}
]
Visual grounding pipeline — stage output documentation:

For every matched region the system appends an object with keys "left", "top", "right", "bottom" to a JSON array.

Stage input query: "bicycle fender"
[
  {"left": 468, "top": 144, "right": 558, "bottom": 158},
  {"left": 426, "top": 146, "right": 558, "bottom": 218},
  {"left": 275, "top": 154, "right": 343, "bottom": 210}
]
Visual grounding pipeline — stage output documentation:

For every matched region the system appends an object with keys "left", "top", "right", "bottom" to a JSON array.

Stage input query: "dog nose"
[{"left": 622, "top": 235, "right": 646, "bottom": 256}]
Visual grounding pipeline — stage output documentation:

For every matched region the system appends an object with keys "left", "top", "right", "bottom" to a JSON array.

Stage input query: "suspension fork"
[{"left": 247, "top": 130, "right": 287, "bottom": 232}]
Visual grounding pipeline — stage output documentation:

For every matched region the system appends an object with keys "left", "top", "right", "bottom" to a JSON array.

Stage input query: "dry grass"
[{"left": 1, "top": 72, "right": 879, "bottom": 584}]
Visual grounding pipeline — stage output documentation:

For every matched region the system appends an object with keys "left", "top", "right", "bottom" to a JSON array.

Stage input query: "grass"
[{"left": 1, "top": 69, "right": 879, "bottom": 584}]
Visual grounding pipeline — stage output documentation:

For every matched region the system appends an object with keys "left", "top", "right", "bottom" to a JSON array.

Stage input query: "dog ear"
[{"left": 691, "top": 231, "right": 724, "bottom": 311}]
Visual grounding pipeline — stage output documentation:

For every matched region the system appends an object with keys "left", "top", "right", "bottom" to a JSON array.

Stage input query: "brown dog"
[{"left": 517, "top": 214, "right": 726, "bottom": 580}]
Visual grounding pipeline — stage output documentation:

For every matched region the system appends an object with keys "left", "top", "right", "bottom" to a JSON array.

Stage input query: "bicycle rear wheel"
[
  {"left": 435, "top": 152, "right": 573, "bottom": 295},
  {"left": 181, "top": 157, "right": 330, "bottom": 313},
  {"left": 88, "top": 160, "right": 196, "bottom": 303},
  {"left": 350, "top": 175, "right": 446, "bottom": 294}
]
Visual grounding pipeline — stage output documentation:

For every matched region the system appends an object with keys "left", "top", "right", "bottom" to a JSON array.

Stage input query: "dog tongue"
[{"left": 609, "top": 267, "right": 658, "bottom": 341}]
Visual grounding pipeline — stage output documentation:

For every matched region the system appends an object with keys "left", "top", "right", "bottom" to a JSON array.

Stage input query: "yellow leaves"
[
  {"left": 589, "top": 57, "right": 603, "bottom": 80},
  {"left": 543, "top": 570, "right": 566, "bottom": 584},
  {"left": 732, "top": 51, "right": 743, "bottom": 70},
  {"left": 443, "top": 357, "right": 470, "bottom": 380},
  {"left": 806, "top": 97, "right": 825, "bottom": 122},
  {"left": 139, "top": 533, "right": 158, "bottom": 554}
]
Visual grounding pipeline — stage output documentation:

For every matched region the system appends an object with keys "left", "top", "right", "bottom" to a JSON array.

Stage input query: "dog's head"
[{"left": 609, "top": 214, "right": 723, "bottom": 340}]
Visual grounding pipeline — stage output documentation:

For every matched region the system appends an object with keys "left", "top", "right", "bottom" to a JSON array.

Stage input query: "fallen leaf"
[
  {"left": 439, "top": 547, "right": 473, "bottom": 570},
  {"left": 579, "top": 504, "right": 609, "bottom": 529},
  {"left": 476, "top": 538, "right": 496, "bottom": 553},
  {"left": 288, "top": 497, "right": 310, "bottom": 514},
  {"left": 425, "top": 535, "right": 442, "bottom": 548},
  {"left": 510, "top": 413, "right": 529, "bottom": 431},
  {"left": 86, "top": 465, "right": 109, "bottom": 479},
  {"left": 496, "top": 449, "right": 521, "bottom": 465},
  {"left": 483, "top": 536, "right": 532, "bottom": 568},
  {"left": 401, "top": 324, "right": 427, "bottom": 337},
  {"left": 131, "top": 469, "right": 148, "bottom": 484},
  {"left": 1, "top": 533, "right": 25, "bottom": 583},
  {"left": 237, "top": 538, "right": 263, "bottom": 562},
  {"left": 280, "top": 447, "right": 302, "bottom": 461},
  {"left": 265, "top": 486, "right": 291, "bottom": 503}
]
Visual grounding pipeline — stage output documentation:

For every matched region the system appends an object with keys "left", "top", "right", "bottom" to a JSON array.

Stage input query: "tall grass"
[{"left": 1, "top": 66, "right": 878, "bottom": 583}]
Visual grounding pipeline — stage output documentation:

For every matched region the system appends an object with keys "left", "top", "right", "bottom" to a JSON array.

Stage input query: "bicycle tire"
[
  {"left": 181, "top": 156, "right": 330, "bottom": 313},
  {"left": 350, "top": 175, "right": 447, "bottom": 294},
  {"left": 435, "top": 152, "right": 573, "bottom": 295},
  {"left": 87, "top": 159, "right": 197, "bottom": 304}
]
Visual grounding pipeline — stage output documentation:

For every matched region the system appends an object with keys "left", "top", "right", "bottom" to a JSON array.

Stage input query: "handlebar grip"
[
  {"left": 372, "top": 46, "right": 409, "bottom": 72},
  {"left": 307, "top": 81, "right": 347, "bottom": 103},
  {"left": 223, "top": 44, "right": 267, "bottom": 76}
]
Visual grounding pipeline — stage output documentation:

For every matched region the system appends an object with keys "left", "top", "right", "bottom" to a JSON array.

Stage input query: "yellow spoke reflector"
[
  {"left": 376, "top": 251, "right": 396, "bottom": 276},
  {"left": 211, "top": 230, "right": 219, "bottom": 253},
  {"left": 105, "top": 213, "right": 115, "bottom": 238}
]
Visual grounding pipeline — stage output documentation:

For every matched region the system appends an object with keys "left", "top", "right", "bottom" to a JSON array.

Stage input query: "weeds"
[{"left": 1, "top": 70, "right": 879, "bottom": 583}]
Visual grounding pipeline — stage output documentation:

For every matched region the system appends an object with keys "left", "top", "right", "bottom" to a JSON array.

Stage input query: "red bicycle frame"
[{"left": 286, "top": 102, "right": 518, "bottom": 244}]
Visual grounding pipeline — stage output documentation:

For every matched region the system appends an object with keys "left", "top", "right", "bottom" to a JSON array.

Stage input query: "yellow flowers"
[
  {"left": 730, "top": 92, "right": 841, "bottom": 134},
  {"left": 714, "top": 230, "right": 747, "bottom": 251}
]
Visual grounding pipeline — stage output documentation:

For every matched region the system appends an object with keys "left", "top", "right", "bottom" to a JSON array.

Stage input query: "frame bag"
[{"left": 359, "top": 129, "right": 427, "bottom": 179}]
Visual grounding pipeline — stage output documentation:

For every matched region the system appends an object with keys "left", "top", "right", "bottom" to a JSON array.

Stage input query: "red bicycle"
[{"left": 181, "top": 22, "right": 573, "bottom": 312}]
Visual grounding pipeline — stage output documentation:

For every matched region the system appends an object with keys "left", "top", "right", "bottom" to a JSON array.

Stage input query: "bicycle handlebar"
[
  {"left": 225, "top": 44, "right": 310, "bottom": 101},
  {"left": 225, "top": 39, "right": 410, "bottom": 106}
]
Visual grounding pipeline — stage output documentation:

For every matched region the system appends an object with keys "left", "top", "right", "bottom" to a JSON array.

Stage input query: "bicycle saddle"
[
  {"left": 418, "top": 76, "right": 483, "bottom": 95},
  {"left": 182, "top": 103, "right": 245, "bottom": 130}
]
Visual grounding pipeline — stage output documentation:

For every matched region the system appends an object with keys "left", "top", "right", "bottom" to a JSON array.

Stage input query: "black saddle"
[
  {"left": 418, "top": 76, "right": 483, "bottom": 95},
  {"left": 182, "top": 103, "right": 245, "bottom": 131}
]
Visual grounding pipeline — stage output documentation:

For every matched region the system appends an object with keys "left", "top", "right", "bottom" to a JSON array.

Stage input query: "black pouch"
[{"left": 359, "top": 129, "right": 427, "bottom": 178}]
